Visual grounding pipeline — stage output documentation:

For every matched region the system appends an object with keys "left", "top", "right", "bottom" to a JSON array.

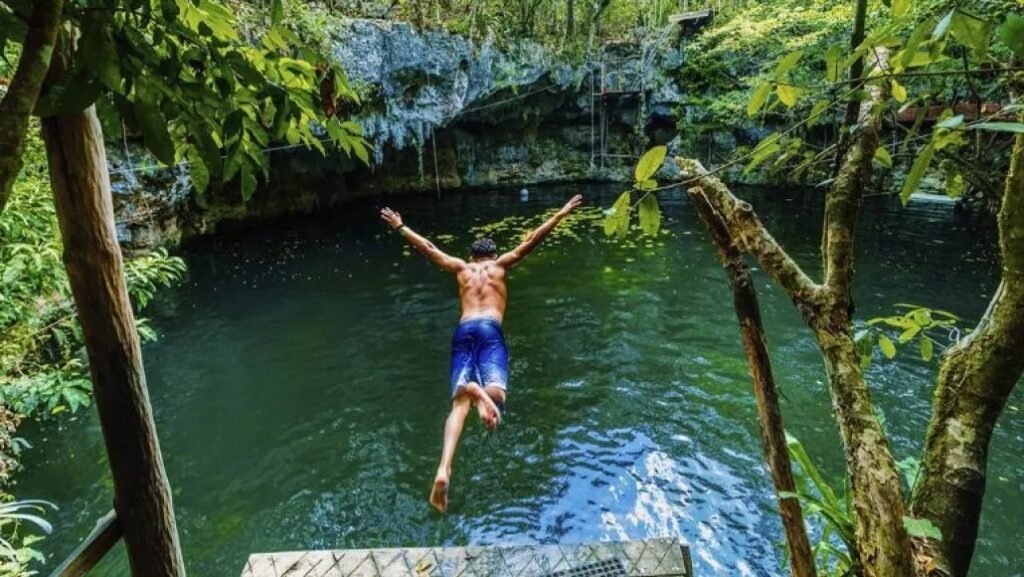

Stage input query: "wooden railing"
[{"left": 48, "top": 510, "right": 122, "bottom": 577}]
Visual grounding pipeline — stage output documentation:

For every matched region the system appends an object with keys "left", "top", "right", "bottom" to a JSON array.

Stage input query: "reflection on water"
[{"left": 18, "top": 184, "right": 1023, "bottom": 576}]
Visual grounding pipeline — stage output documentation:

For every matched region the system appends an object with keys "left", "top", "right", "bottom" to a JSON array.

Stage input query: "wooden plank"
[
  {"left": 48, "top": 510, "right": 122, "bottom": 577},
  {"left": 242, "top": 538, "right": 692, "bottom": 577}
]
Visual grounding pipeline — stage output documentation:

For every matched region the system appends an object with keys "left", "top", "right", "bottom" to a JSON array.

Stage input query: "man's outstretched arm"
[
  {"left": 497, "top": 195, "right": 583, "bottom": 268},
  {"left": 381, "top": 207, "right": 466, "bottom": 272}
]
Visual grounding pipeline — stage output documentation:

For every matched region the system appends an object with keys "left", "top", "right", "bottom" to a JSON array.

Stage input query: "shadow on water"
[{"left": 17, "top": 183, "right": 1023, "bottom": 576}]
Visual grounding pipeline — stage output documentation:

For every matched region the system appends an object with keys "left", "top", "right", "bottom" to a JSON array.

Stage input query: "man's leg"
[{"left": 431, "top": 388, "right": 473, "bottom": 513}]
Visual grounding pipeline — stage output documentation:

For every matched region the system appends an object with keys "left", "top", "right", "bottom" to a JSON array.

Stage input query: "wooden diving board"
[{"left": 241, "top": 537, "right": 693, "bottom": 577}]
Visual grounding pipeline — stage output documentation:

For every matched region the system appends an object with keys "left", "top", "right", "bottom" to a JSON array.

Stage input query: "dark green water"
[{"left": 20, "top": 184, "right": 1024, "bottom": 576}]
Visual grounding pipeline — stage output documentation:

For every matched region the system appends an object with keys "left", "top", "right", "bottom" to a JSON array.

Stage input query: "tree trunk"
[
  {"left": 42, "top": 105, "right": 186, "bottom": 577},
  {"left": 679, "top": 140, "right": 916, "bottom": 576},
  {"left": 689, "top": 187, "right": 817, "bottom": 577},
  {"left": 0, "top": 0, "right": 63, "bottom": 216},
  {"left": 911, "top": 125, "right": 1024, "bottom": 577},
  {"left": 813, "top": 315, "right": 913, "bottom": 576}
]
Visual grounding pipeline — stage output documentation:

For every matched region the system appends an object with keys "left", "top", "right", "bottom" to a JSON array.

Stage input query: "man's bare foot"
[
  {"left": 429, "top": 469, "right": 449, "bottom": 512},
  {"left": 466, "top": 384, "right": 501, "bottom": 430}
]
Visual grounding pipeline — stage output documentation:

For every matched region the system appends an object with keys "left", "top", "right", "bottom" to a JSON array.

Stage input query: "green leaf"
[
  {"left": 240, "top": 163, "right": 257, "bottom": 202},
  {"left": 898, "top": 325, "right": 921, "bottom": 343},
  {"left": 634, "top": 146, "right": 667, "bottom": 182},
  {"left": 936, "top": 114, "right": 964, "bottom": 129},
  {"left": 879, "top": 334, "right": 897, "bottom": 359},
  {"left": 901, "top": 19, "right": 935, "bottom": 67},
  {"left": 919, "top": 337, "right": 934, "bottom": 362},
  {"left": 808, "top": 100, "right": 830, "bottom": 126},
  {"left": 747, "top": 83, "right": 772, "bottom": 117},
  {"left": 998, "top": 15, "right": 1024, "bottom": 57},
  {"left": 896, "top": 457, "right": 922, "bottom": 491},
  {"left": 950, "top": 11, "right": 991, "bottom": 57},
  {"left": 933, "top": 10, "right": 955, "bottom": 41},
  {"left": 972, "top": 122, "right": 1024, "bottom": 133},
  {"left": 900, "top": 143, "right": 935, "bottom": 205},
  {"left": 133, "top": 102, "right": 176, "bottom": 165},
  {"left": 946, "top": 170, "right": 966, "bottom": 198},
  {"left": 271, "top": 0, "right": 284, "bottom": 26},
  {"left": 890, "top": 0, "right": 909, "bottom": 18},
  {"left": 776, "top": 84, "right": 799, "bottom": 107},
  {"left": 603, "top": 191, "right": 631, "bottom": 238},
  {"left": 890, "top": 80, "right": 907, "bottom": 103},
  {"left": 188, "top": 151, "right": 210, "bottom": 194},
  {"left": 341, "top": 121, "right": 363, "bottom": 136},
  {"left": 874, "top": 146, "right": 893, "bottom": 169},
  {"left": 637, "top": 178, "right": 657, "bottom": 191},
  {"left": 79, "top": 27, "right": 122, "bottom": 91},
  {"left": 773, "top": 50, "right": 804, "bottom": 80},
  {"left": 823, "top": 45, "right": 843, "bottom": 82},
  {"left": 352, "top": 140, "right": 370, "bottom": 165},
  {"left": 638, "top": 194, "right": 661, "bottom": 236},
  {"left": 903, "top": 516, "right": 942, "bottom": 540}
]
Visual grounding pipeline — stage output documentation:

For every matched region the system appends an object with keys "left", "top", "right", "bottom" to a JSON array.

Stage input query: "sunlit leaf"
[
  {"left": 879, "top": 334, "right": 897, "bottom": 359},
  {"left": 919, "top": 337, "right": 934, "bottom": 362},
  {"left": 890, "top": 0, "right": 910, "bottom": 18},
  {"left": 891, "top": 80, "right": 907, "bottom": 103},
  {"left": 898, "top": 325, "right": 921, "bottom": 343},
  {"left": 634, "top": 146, "right": 667, "bottom": 182},
  {"left": 773, "top": 50, "right": 804, "bottom": 79},
  {"left": 638, "top": 194, "right": 661, "bottom": 236},
  {"left": 949, "top": 11, "right": 991, "bottom": 57},
  {"left": 603, "top": 191, "right": 631, "bottom": 238},
  {"left": 874, "top": 146, "right": 893, "bottom": 169},
  {"left": 747, "top": 83, "right": 772, "bottom": 117},
  {"left": 776, "top": 84, "right": 800, "bottom": 107}
]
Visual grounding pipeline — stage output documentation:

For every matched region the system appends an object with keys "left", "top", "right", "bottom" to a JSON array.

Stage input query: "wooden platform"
[{"left": 241, "top": 538, "right": 693, "bottom": 577}]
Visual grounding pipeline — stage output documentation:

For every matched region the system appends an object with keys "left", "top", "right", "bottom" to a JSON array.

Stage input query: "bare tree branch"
[{"left": 675, "top": 158, "right": 823, "bottom": 310}]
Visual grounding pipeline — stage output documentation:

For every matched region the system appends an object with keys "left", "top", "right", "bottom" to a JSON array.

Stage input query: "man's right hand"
[
  {"left": 381, "top": 207, "right": 404, "bottom": 230},
  {"left": 559, "top": 195, "right": 583, "bottom": 216}
]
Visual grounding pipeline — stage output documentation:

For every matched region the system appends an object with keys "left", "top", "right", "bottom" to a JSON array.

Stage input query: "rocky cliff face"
[{"left": 111, "top": 19, "right": 685, "bottom": 250}]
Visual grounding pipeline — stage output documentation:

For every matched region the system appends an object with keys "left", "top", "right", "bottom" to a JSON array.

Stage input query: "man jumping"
[{"left": 380, "top": 195, "right": 583, "bottom": 512}]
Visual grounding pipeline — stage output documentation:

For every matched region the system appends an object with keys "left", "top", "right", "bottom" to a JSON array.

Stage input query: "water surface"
[{"left": 21, "top": 184, "right": 1023, "bottom": 576}]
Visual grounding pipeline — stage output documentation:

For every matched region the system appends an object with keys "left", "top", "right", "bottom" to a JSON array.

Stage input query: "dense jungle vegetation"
[{"left": 1, "top": 0, "right": 1022, "bottom": 575}]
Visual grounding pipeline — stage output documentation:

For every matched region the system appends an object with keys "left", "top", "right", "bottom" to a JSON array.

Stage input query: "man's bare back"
[
  {"left": 457, "top": 260, "right": 508, "bottom": 322},
  {"left": 380, "top": 194, "right": 583, "bottom": 512}
]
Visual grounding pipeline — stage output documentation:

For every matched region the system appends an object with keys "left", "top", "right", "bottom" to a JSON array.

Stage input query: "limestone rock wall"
[{"left": 110, "top": 19, "right": 685, "bottom": 250}]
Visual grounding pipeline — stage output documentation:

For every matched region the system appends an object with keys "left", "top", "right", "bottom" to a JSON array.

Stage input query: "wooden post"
[
  {"left": 687, "top": 186, "right": 817, "bottom": 577},
  {"left": 42, "top": 104, "right": 186, "bottom": 577}
]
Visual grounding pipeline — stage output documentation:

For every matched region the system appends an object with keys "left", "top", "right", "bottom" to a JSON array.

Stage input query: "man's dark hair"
[{"left": 470, "top": 237, "right": 498, "bottom": 259}]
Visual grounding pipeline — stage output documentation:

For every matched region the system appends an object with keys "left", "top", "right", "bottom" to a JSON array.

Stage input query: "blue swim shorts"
[{"left": 450, "top": 317, "right": 509, "bottom": 399}]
